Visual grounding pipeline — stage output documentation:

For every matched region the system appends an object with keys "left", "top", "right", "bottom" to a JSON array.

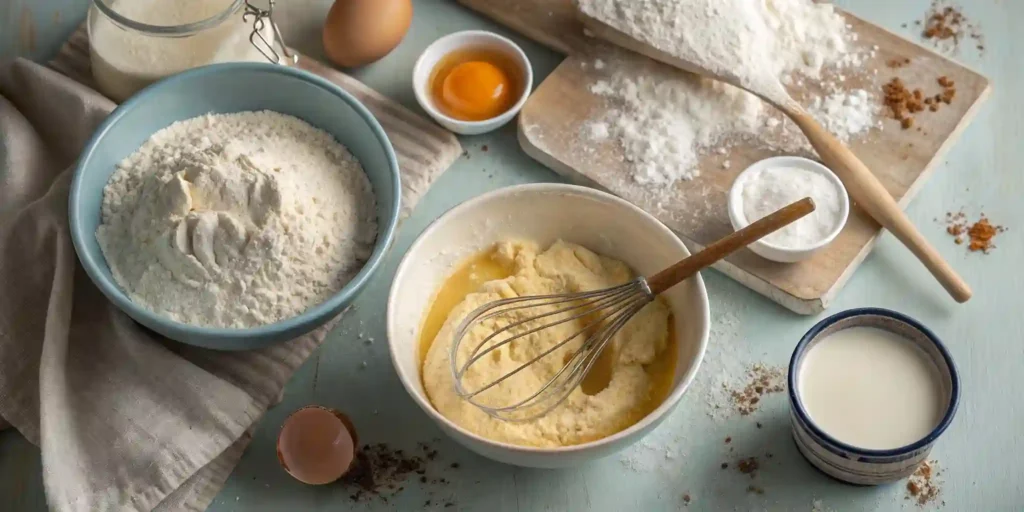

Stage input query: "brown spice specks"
[
  {"left": 905, "top": 460, "right": 942, "bottom": 506},
  {"left": 730, "top": 365, "right": 785, "bottom": 415},
  {"left": 920, "top": 2, "right": 984, "bottom": 54},
  {"left": 882, "top": 78, "right": 921, "bottom": 129},
  {"left": 737, "top": 457, "right": 760, "bottom": 477},
  {"left": 887, "top": 57, "right": 912, "bottom": 69},
  {"left": 943, "top": 211, "right": 1006, "bottom": 253},
  {"left": 882, "top": 75, "right": 957, "bottom": 130},
  {"left": 343, "top": 442, "right": 453, "bottom": 504}
]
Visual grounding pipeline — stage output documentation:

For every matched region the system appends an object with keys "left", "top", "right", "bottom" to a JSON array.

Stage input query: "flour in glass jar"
[{"left": 89, "top": 0, "right": 273, "bottom": 102}]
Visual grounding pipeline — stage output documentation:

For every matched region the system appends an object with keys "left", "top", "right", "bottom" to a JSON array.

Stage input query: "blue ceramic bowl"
[
  {"left": 69, "top": 63, "right": 401, "bottom": 350},
  {"left": 788, "top": 308, "right": 960, "bottom": 485}
]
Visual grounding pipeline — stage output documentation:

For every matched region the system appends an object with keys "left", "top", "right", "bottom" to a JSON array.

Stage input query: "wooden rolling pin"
[{"left": 576, "top": 10, "right": 972, "bottom": 303}]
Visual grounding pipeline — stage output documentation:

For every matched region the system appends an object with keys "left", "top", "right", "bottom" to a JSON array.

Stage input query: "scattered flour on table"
[
  {"left": 616, "top": 280, "right": 792, "bottom": 475},
  {"left": 619, "top": 439, "right": 667, "bottom": 473},
  {"left": 96, "top": 111, "right": 378, "bottom": 328},
  {"left": 686, "top": 281, "right": 788, "bottom": 421},
  {"left": 577, "top": 0, "right": 880, "bottom": 186},
  {"left": 681, "top": 296, "right": 743, "bottom": 421},
  {"left": 811, "top": 499, "right": 837, "bottom": 512}
]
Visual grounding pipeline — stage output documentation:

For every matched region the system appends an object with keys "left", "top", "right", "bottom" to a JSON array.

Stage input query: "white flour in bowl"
[{"left": 96, "top": 111, "right": 378, "bottom": 328}]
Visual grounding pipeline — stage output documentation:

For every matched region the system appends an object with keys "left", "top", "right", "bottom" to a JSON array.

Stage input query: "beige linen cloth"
[
  {"left": 0, "top": 55, "right": 440, "bottom": 511},
  {"left": 0, "top": 58, "right": 332, "bottom": 511}
]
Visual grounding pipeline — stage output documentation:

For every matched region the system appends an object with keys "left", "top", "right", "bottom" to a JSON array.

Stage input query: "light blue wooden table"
[{"left": 2, "top": 0, "right": 1022, "bottom": 510}]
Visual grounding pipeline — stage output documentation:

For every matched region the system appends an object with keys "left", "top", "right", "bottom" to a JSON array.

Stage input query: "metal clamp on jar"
[{"left": 87, "top": 0, "right": 295, "bottom": 102}]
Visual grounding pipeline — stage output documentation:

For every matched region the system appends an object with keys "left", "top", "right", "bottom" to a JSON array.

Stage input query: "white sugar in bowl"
[{"left": 728, "top": 156, "right": 850, "bottom": 263}]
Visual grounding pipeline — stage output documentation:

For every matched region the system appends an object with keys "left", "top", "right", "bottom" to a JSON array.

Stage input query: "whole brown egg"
[{"left": 322, "top": 0, "right": 414, "bottom": 68}]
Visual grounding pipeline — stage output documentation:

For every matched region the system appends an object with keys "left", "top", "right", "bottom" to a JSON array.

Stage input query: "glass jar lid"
[
  {"left": 91, "top": 0, "right": 245, "bottom": 36},
  {"left": 90, "top": 0, "right": 295, "bottom": 63}
]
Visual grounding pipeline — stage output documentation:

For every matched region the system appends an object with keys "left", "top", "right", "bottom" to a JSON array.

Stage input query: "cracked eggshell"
[{"left": 277, "top": 405, "right": 358, "bottom": 485}]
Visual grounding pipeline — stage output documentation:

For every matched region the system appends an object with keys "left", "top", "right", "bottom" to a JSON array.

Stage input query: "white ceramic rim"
[
  {"left": 727, "top": 155, "right": 851, "bottom": 254},
  {"left": 411, "top": 30, "right": 533, "bottom": 129},
  {"left": 386, "top": 183, "right": 711, "bottom": 455}
]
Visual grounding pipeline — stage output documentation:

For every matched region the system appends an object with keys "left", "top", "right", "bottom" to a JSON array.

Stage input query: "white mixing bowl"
[{"left": 386, "top": 183, "right": 710, "bottom": 468}]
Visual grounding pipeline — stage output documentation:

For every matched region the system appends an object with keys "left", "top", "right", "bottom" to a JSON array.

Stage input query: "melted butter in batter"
[{"left": 418, "top": 241, "right": 678, "bottom": 447}]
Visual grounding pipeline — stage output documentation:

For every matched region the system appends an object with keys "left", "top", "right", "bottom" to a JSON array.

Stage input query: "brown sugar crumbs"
[
  {"left": 882, "top": 78, "right": 923, "bottom": 129},
  {"left": 737, "top": 457, "right": 760, "bottom": 476},
  {"left": 943, "top": 211, "right": 1006, "bottom": 253},
  {"left": 905, "top": 460, "right": 942, "bottom": 506},
  {"left": 731, "top": 365, "right": 785, "bottom": 415},
  {"left": 882, "top": 76, "right": 957, "bottom": 130},
  {"left": 887, "top": 57, "right": 911, "bottom": 69},
  {"left": 919, "top": 1, "right": 984, "bottom": 53}
]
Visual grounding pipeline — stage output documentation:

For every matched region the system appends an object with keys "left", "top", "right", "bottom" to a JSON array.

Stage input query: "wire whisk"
[{"left": 450, "top": 197, "right": 815, "bottom": 422}]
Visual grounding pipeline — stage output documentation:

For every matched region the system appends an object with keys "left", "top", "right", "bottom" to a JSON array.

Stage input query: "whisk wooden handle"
[{"left": 646, "top": 197, "right": 816, "bottom": 295}]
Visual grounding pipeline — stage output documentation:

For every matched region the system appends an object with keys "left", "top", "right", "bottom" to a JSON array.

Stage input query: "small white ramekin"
[
  {"left": 412, "top": 30, "right": 533, "bottom": 135},
  {"left": 788, "top": 308, "right": 960, "bottom": 485},
  {"left": 728, "top": 156, "right": 850, "bottom": 263},
  {"left": 386, "top": 184, "right": 710, "bottom": 468}
]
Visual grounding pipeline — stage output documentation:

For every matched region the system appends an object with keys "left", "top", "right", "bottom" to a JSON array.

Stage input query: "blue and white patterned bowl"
[{"left": 787, "top": 308, "right": 960, "bottom": 485}]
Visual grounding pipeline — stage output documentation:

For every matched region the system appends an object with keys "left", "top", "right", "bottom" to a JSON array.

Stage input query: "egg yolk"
[{"left": 440, "top": 61, "right": 513, "bottom": 121}]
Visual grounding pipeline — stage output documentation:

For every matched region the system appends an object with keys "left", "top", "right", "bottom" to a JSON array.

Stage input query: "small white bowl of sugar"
[{"left": 728, "top": 156, "right": 849, "bottom": 263}]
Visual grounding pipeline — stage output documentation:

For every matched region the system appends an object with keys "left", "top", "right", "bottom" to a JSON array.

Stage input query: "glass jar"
[{"left": 87, "top": 0, "right": 286, "bottom": 102}]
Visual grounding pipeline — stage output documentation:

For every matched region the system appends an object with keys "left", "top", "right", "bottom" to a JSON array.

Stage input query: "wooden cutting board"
[
  {"left": 459, "top": 0, "right": 990, "bottom": 314},
  {"left": 48, "top": 25, "right": 462, "bottom": 220}
]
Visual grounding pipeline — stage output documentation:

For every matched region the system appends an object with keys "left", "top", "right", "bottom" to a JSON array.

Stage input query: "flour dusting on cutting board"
[
  {"left": 807, "top": 89, "right": 881, "bottom": 143},
  {"left": 578, "top": 0, "right": 882, "bottom": 186},
  {"left": 585, "top": 54, "right": 765, "bottom": 185}
]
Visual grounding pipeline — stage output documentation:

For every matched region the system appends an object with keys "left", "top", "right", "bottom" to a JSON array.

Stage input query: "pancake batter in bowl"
[{"left": 421, "top": 240, "right": 676, "bottom": 447}]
